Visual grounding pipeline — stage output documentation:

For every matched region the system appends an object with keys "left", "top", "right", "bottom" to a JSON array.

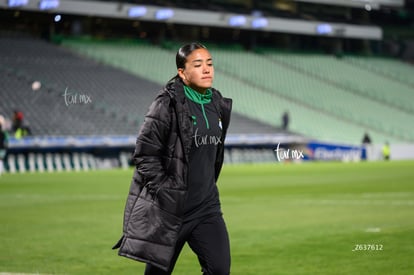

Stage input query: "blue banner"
[{"left": 306, "top": 141, "right": 365, "bottom": 161}]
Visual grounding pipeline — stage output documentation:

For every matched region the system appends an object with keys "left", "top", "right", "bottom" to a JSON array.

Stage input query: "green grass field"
[{"left": 1, "top": 161, "right": 414, "bottom": 275}]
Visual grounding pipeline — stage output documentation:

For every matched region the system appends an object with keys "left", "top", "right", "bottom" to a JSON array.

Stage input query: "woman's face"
[{"left": 178, "top": 48, "right": 214, "bottom": 93}]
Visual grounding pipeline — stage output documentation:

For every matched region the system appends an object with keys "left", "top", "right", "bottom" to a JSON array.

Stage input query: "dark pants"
[{"left": 145, "top": 214, "right": 231, "bottom": 275}]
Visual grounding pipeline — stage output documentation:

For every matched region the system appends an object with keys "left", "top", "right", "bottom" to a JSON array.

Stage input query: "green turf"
[{"left": 1, "top": 161, "right": 413, "bottom": 274}]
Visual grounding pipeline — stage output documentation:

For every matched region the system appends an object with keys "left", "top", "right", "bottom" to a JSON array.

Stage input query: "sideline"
[{"left": 0, "top": 273, "right": 53, "bottom": 275}]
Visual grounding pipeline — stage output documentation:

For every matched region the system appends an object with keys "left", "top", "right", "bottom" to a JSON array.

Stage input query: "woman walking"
[{"left": 113, "top": 42, "right": 232, "bottom": 275}]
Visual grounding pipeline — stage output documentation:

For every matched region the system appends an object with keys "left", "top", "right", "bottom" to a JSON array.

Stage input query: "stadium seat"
[{"left": 2, "top": 37, "right": 414, "bottom": 147}]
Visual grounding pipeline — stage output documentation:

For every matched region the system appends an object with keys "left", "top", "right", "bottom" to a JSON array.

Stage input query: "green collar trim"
[
  {"left": 184, "top": 85, "right": 212, "bottom": 129},
  {"left": 184, "top": 85, "right": 212, "bottom": 104}
]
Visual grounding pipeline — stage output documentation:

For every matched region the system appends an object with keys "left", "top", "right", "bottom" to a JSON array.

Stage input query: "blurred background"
[{"left": 1, "top": 0, "right": 414, "bottom": 173}]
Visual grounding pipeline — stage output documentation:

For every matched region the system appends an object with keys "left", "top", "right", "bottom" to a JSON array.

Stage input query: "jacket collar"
[
  {"left": 167, "top": 78, "right": 192, "bottom": 163},
  {"left": 165, "top": 77, "right": 232, "bottom": 163}
]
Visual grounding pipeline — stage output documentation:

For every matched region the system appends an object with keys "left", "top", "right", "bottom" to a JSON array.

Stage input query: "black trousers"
[{"left": 144, "top": 214, "right": 231, "bottom": 275}]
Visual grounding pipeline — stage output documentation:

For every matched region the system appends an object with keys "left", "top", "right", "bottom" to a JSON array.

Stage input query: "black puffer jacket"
[{"left": 113, "top": 78, "right": 232, "bottom": 271}]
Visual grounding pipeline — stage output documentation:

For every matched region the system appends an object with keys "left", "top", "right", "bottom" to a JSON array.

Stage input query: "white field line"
[{"left": 294, "top": 199, "right": 414, "bottom": 206}]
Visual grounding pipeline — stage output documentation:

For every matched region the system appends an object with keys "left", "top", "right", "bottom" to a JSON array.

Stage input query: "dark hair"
[
  {"left": 168, "top": 42, "right": 207, "bottom": 83},
  {"left": 176, "top": 42, "right": 207, "bottom": 69}
]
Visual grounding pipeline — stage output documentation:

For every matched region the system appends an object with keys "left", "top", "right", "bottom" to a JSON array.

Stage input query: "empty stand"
[
  {"left": 62, "top": 39, "right": 414, "bottom": 144},
  {"left": 1, "top": 37, "right": 280, "bottom": 137},
  {"left": 0, "top": 37, "right": 161, "bottom": 135},
  {"left": 2, "top": 36, "right": 414, "bottom": 145}
]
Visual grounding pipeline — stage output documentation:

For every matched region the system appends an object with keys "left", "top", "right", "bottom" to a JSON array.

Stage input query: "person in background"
[
  {"left": 0, "top": 122, "right": 9, "bottom": 176},
  {"left": 113, "top": 42, "right": 232, "bottom": 275},
  {"left": 11, "top": 110, "right": 31, "bottom": 139},
  {"left": 382, "top": 141, "right": 391, "bottom": 161},
  {"left": 282, "top": 111, "right": 289, "bottom": 131},
  {"left": 361, "top": 132, "right": 372, "bottom": 160},
  {"left": 0, "top": 115, "right": 11, "bottom": 132},
  {"left": 362, "top": 132, "right": 372, "bottom": 145},
  {"left": 11, "top": 110, "right": 24, "bottom": 133}
]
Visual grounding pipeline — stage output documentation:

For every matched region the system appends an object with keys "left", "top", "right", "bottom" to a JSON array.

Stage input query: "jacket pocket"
[
  {"left": 127, "top": 188, "right": 181, "bottom": 245},
  {"left": 155, "top": 186, "right": 186, "bottom": 216}
]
